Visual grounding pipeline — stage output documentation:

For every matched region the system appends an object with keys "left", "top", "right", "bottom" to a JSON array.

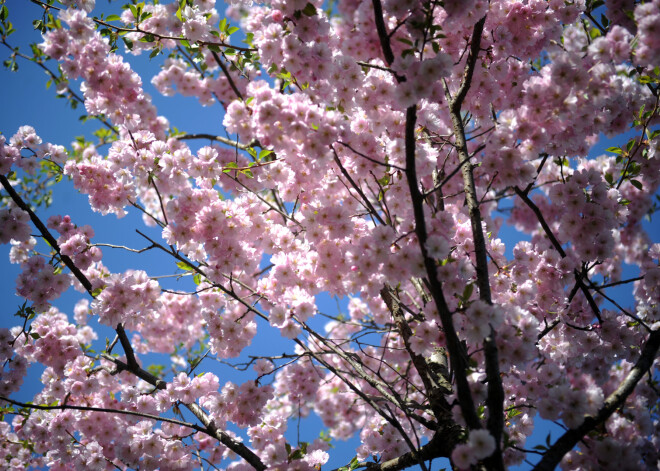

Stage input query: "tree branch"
[
  {"left": 532, "top": 330, "right": 660, "bottom": 471},
  {"left": 0, "top": 175, "right": 266, "bottom": 470},
  {"left": 176, "top": 133, "right": 251, "bottom": 150},
  {"left": 333, "top": 148, "right": 386, "bottom": 225},
  {"left": 211, "top": 51, "right": 243, "bottom": 101},
  {"left": 443, "top": 18, "right": 505, "bottom": 469},
  {"left": 371, "top": 0, "right": 395, "bottom": 67},
  {"left": 402, "top": 104, "right": 481, "bottom": 433},
  {"left": 513, "top": 187, "right": 603, "bottom": 323}
]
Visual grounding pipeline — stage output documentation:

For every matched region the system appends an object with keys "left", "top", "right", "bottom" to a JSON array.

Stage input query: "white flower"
[
  {"left": 304, "top": 449, "right": 329, "bottom": 466},
  {"left": 468, "top": 429, "right": 496, "bottom": 460}
]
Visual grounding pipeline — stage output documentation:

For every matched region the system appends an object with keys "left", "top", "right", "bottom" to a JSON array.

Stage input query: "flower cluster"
[
  {"left": 1, "top": 0, "right": 659, "bottom": 469},
  {"left": 91, "top": 269, "right": 160, "bottom": 327},
  {"left": 451, "top": 429, "right": 497, "bottom": 469},
  {"left": 0, "top": 206, "right": 31, "bottom": 245},
  {"left": 15, "top": 256, "right": 71, "bottom": 312},
  {"left": 47, "top": 214, "right": 102, "bottom": 270},
  {"left": 633, "top": 0, "right": 660, "bottom": 67}
]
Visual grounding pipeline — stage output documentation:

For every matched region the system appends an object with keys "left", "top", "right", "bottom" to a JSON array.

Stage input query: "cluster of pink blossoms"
[
  {"left": 0, "top": 329, "right": 27, "bottom": 398},
  {"left": 15, "top": 256, "right": 71, "bottom": 312},
  {"left": 0, "top": 206, "right": 31, "bottom": 245},
  {"left": 91, "top": 269, "right": 160, "bottom": 327},
  {"left": 40, "top": 9, "right": 166, "bottom": 134},
  {"left": 47, "top": 214, "right": 103, "bottom": 270}
]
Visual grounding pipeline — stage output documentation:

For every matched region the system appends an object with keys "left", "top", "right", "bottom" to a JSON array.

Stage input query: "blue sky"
[{"left": 0, "top": 1, "right": 657, "bottom": 470}]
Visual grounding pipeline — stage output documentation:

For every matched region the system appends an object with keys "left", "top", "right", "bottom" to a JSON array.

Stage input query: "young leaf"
[
  {"left": 177, "top": 261, "right": 194, "bottom": 271},
  {"left": 302, "top": 2, "right": 317, "bottom": 16}
]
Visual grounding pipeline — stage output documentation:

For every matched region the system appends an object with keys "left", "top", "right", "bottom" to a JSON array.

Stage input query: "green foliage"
[
  {"left": 14, "top": 301, "right": 36, "bottom": 321},
  {"left": 337, "top": 456, "right": 360, "bottom": 471},
  {"left": 148, "top": 363, "right": 166, "bottom": 378}
]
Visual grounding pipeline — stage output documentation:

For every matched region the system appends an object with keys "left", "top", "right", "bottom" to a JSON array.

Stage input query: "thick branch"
[
  {"left": 371, "top": 0, "right": 395, "bottom": 66},
  {"left": 443, "top": 19, "right": 505, "bottom": 468},
  {"left": 0, "top": 176, "right": 147, "bottom": 369},
  {"left": 380, "top": 285, "right": 455, "bottom": 430},
  {"left": 449, "top": 16, "right": 487, "bottom": 111},
  {"left": 0, "top": 175, "right": 93, "bottom": 294},
  {"left": 532, "top": 330, "right": 660, "bottom": 471},
  {"left": 185, "top": 403, "right": 266, "bottom": 471},
  {"left": 402, "top": 105, "right": 481, "bottom": 432},
  {"left": 363, "top": 432, "right": 458, "bottom": 471}
]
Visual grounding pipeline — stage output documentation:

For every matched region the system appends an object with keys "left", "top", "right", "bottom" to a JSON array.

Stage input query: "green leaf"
[
  {"left": 227, "top": 26, "right": 239, "bottom": 35},
  {"left": 289, "top": 449, "right": 304, "bottom": 460},
  {"left": 507, "top": 408, "right": 522, "bottom": 418},
  {"left": 378, "top": 174, "right": 390, "bottom": 186},
  {"left": 462, "top": 283, "right": 474, "bottom": 302},
  {"left": 600, "top": 13, "right": 609, "bottom": 27},
  {"left": 631, "top": 179, "right": 643, "bottom": 190},
  {"left": 177, "top": 261, "right": 194, "bottom": 271},
  {"left": 223, "top": 162, "right": 239, "bottom": 173},
  {"left": 302, "top": 2, "right": 317, "bottom": 16},
  {"left": 219, "top": 17, "right": 227, "bottom": 32},
  {"left": 605, "top": 146, "right": 622, "bottom": 154},
  {"left": 32, "top": 19, "right": 45, "bottom": 32},
  {"left": 128, "top": 4, "right": 140, "bottom": 22},
  {"left": 105, "top": 14, "right": 121, "bottom": 21},
  {"left": 123, "top": 37, "right": 134, "bottom": 50},
  {"left": 258, "top": 149, "right": 273, "bottom": 160},
  {"left": 0, "top": 6, "right": 8, "bottom": 22},
  {"left": 193, "top": 273, "right": 201, "bottom": 285}
]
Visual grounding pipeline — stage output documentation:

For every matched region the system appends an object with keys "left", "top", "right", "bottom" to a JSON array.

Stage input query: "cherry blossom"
[{"left": 0, "top": 0, "right": 659, "bottom": 470}]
